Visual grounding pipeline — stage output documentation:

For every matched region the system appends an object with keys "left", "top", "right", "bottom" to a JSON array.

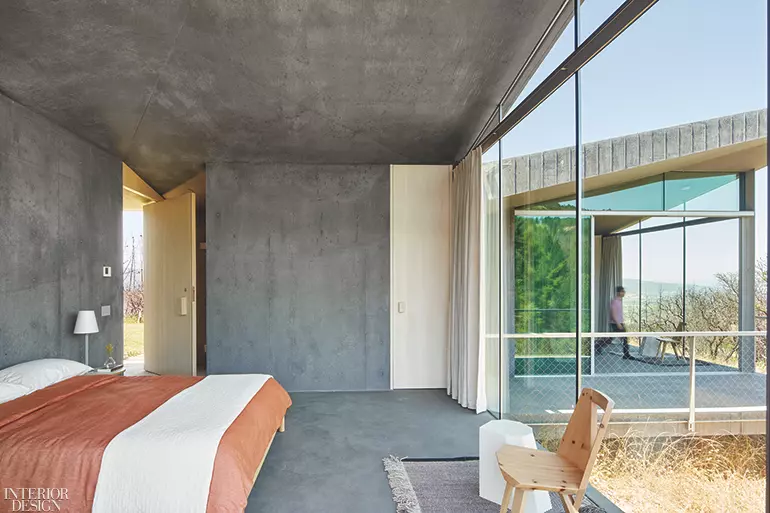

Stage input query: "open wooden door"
[{"left": 143, "top": 193, "right": 197, "bottom": 375}]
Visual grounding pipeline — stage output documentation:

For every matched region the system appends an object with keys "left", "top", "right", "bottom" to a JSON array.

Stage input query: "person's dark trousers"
[{"left": 610, "top": 323, "right": 631, "bottom": 358}]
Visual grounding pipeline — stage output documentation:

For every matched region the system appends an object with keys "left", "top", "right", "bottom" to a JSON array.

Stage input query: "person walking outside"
[{"left": 610, "top": 286, "right": 631, "bottom": 359}]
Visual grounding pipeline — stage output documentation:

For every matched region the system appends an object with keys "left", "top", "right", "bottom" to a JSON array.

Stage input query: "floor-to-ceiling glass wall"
[
  {"left": 581, "top": 0, "right": 767, "bottom": 511},
  {"left": 477, "top": 0, "right": 766, "bottom": 509},
  {"left": 500, "top": 71, "right": 579, "bottom": 424},
  {"left": 580, "top": 0, "right": 767, "bottom": 432}
]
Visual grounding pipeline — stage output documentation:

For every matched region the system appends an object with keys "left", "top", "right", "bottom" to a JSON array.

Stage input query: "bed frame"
[{"left": 252, "top": 416, "right": 285, "bottom": 485}]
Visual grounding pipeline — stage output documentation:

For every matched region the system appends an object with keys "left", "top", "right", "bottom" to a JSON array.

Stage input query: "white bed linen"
[
  {"left": 0, "top": 382, "right": 31, "bottom": 403},
  {"left": 92, "top": 374, "right": 271, "bottom": 513},
  {"left": 0, "top": 358, "right": 91, "bottom": 392}
]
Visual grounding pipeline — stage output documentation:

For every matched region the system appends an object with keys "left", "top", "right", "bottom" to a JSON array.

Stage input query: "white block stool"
[{"left": 479, "top": 420, "right": 550, "bottom": 513}]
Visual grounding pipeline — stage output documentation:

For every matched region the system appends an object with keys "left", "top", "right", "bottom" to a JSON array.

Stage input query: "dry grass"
[
  {"left": 123, "top": 322, "right": 144, "bottom": 358},
  {"left": 539, "top": 431, "right": 765, "bottom": 513}
]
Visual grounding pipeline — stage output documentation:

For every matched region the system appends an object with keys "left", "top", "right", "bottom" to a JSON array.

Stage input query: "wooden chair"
[
  {"left": 496, "top": 389, "right": 615, "bottom": 513},
  {"left": 657, "top": 321, "right": 686, "bottom": 361}
]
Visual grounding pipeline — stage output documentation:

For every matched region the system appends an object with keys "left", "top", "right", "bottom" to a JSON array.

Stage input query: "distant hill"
[{"left": 622, "top": 280, "right": 683, "bottom": 297}]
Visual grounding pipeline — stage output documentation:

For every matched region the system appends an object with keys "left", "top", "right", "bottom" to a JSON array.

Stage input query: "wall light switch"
[
  {"left": 101, "top": 305, "right": 111, "bottom": 317},
  {"left": 179, "top": 297, "right": 188, "bottom": 316},
  {"left": 102, "top": 266, "right": 112, "bottom": 277},
  {"left": 398, "top": 301, "right": 406, "bottom": 313}
]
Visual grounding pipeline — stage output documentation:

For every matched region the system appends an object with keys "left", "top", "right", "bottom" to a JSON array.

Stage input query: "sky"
[
  {"left": 124, "top": 211, "right": 143, "bottom": 240},
  {"left": 495, "top": 0, "right": 768, "bottom": 286},
  {"left": 123, "top": 211, "right": 143, "bottom": 270}
]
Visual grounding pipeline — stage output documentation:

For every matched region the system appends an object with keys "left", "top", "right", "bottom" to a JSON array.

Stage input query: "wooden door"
[
  {"left": 391, "top": 165, "right": 451, "bottom": 388},
  {"left": 143, "top": 193, "right": 197, "bottom": 375}
]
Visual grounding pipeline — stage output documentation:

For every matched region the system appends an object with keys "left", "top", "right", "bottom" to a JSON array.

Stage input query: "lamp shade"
[{"left": 74, "top": 310, "right": 99, "bottom": 334}]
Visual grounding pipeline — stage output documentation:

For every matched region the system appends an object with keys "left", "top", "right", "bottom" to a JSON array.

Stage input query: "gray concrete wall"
[
  {"left": 0, "top": 94, "right": 123, "bottom": 369},
  {"left": 206, "top": 163, "right": 390, "bottom": 391}
]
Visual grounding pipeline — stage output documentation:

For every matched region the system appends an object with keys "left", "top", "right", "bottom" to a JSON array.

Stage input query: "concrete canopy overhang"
[
  {"left": 502, "top": 109, "right": 768, "bottom": 210},
  {"left": 0, "top": 0, "right": 565, "bottom": 193}
]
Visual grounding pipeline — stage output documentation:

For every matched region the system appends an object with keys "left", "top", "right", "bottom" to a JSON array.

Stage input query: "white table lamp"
[{"left": 74, "top": 310, "right": 99, "bottom": 366}]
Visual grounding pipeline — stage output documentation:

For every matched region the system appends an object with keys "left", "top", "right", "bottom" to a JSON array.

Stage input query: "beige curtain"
[
  {"left": 599, "top": 236, "right": 623, "bottom": 331},
  {"left": 448, "top": 147, "right": 486, "bottom": 413}
]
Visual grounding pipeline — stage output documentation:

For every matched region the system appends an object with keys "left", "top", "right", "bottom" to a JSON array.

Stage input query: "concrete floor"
[
  {"left": 123, "top": 355, "right": 150, "bottom": 376},
  {"left": 123, "top": 355, "right": 205, "bottom": 377},
  {"left": 246, "top": 390, "right": 492, "bottom": 513}
]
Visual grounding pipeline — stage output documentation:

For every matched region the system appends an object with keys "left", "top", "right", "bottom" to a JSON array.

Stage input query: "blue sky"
[{"left": 498, "top": 0, "right": 768, "bottom": 285}]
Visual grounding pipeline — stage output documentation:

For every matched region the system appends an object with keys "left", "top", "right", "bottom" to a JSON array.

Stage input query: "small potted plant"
[{"left": 104, "top": 343, "right": 117, "bottom": 369}]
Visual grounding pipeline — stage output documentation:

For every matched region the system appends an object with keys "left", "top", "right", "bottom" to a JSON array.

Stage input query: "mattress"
[{"left": 0, "top": 374, "right": 291, "bottom": 513}]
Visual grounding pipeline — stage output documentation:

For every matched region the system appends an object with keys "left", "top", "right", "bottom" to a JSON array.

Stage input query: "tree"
[
  {"left": 638, "top": 257, "right": 767, "bottom": 368},
  {"left": 512, "top": 216, "right": 591, "bottom": 356},
  {"left": 123, "top": 235, "right": 144, "bottom": 322}
]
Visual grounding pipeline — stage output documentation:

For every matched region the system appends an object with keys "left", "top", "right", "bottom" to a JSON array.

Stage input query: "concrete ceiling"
[{"left": 0, "top": 0, "right": 562, "bottom": 193}]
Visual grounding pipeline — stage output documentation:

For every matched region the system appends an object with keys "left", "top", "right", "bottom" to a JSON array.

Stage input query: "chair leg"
[
  {"left": 499, "top": 484, "right": 513, "bottom": 513},
  {"left": 574, "top": 490, "right": 586, "bottom": 508},
  {"left": 510, "top": 488, "right": 527, "bottom": 513},
  {"left": 560, "top": 493, "right": 579, "bottom": 513}
]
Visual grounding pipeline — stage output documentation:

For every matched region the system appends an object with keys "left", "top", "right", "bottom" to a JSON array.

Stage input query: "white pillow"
[
  {"left": 0, "top": 383, "right": 31, "bottom": 404},
  {"left": 0, "top": 359, "right": 92, "bottom": 392}
]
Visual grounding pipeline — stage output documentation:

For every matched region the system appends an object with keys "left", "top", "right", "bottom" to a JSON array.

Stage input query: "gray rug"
[{"left": 383, "top": 457, "right": 605, "bottom": 513}]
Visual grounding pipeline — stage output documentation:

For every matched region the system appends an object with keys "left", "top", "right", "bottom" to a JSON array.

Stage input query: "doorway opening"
[
  {"left": 122, "top": 164, "right": 206, "bottom": 376},
  {"left": 122, "top": 209, "right": 145, "bottom": 372}
]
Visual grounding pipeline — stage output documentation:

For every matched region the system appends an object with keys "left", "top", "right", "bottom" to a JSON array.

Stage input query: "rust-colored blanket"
[{"left": 0, "top": 375, "right": 291, "bottom": 513}]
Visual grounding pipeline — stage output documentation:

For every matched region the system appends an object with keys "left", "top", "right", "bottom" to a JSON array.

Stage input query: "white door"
[
  {"left": 143, "top": 193, "right": 197, "bottom": 375},
  {"left": 391, "top": 165, "right": 451, "bottom": 389}
]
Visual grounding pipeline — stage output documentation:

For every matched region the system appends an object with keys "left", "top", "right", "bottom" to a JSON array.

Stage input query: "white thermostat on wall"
[{"left": 102, "top": 266, "right": 112, "bottom": 277}]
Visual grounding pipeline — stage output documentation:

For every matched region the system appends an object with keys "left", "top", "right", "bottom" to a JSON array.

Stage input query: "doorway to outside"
[
  {"left": 123, "top": 210, "right": 145, "bottom": 373},
  {"left": 122, "top": 163, "right": 206, "bottom": 376}
]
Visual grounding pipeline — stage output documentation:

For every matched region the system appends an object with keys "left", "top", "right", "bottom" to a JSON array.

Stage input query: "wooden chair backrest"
[
  {"left": 674, "top": 321, "right": 686, "bottom": 343},
  {"left": 557, "top": 388, "right": 614, "bottom": 490}
]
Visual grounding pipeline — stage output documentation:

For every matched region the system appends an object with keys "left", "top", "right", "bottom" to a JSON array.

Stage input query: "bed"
[{"left": 0, "top": 361, "right": 291, "bottom": 513}]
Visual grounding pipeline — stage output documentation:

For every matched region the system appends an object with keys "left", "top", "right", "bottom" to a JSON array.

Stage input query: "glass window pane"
[
  {"left": 583, "top": 2, "right": 767, "bottom": 142},
  {"left": 641, "top": 220, "right": 684, "bottom": 331},
  {"left": 664, "top": 172, "right": 740, "bottom": 211},
  {"left": 522, "top": 171, "right": 742, "bottom": 212},
  {"left": 583, "top": 178, "right": 664, "bottom": 211},
  {"left": 505, "top": 1, "right": 575, "bottom": 115},
  {"left": 581, "top": 0, "right": 766, "bottom": 439},
  {"left": 755, "top": 167, "right": 767, "bottom": 374},
  {"left": 522, "top": 176, "right": 665, "bottom": 211},
  {"left": 620, "top": 230, "right": 640, "bottom": 332},
  {"left": 512, "top": 214, "right": 589, "bottom": 333},
  {"left": 501, "top": 77, "right": 578, "bottom": 423},
  {"left": 685, "top": 219, "right": 739, "bottom": 352},
  {"left": 579, "top": 0, "right": 624, "bottom": 43}
]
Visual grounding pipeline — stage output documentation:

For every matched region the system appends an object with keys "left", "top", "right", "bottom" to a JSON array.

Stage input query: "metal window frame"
[
  {"left": 513, "top": 210, "right": 755, "bottom": 218},
  {"left": 465, "top": 0, "right": 574, "bottom": 156},
  {"left": 478, "top": 0, "right": 660, "bottom": 154},
  {"left": 573, "top": 0, "right": 583, "bottom": 401},
  {"left": 487, "top": 0, "right": 661, "bottom": 417}
]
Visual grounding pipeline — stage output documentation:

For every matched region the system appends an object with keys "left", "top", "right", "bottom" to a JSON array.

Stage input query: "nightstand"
[{"left": 89, "top": 366, "right": 126, "bottom": 376}]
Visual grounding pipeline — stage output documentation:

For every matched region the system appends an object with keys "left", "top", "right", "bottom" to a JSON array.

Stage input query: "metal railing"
[{"left": 494, "top": 330, "right": 766, "bottom": 432}]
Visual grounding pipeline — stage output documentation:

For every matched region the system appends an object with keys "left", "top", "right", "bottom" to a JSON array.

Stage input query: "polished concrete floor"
[{"left": 247, "top": 390, "right": 492, "bottom": 512}]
